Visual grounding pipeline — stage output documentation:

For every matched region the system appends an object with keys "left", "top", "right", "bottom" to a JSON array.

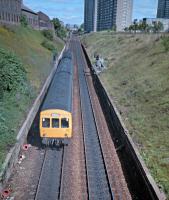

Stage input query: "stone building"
[
  {"left": 0, "top": 1, "right": 54, "bottom": 31},
  {"left": 0, "top": 0, "right": 22, "bottom": 25},
  {"left": 21, "top": 5, "right": 39, "bottom": 29},
  {"left": 38, "top": 11, "right": 54, "bottom": 30}
]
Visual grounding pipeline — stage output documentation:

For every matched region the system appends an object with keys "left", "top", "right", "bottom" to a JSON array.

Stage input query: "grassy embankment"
[
  {"left": 0, "top": 26, "right": 64, "bottom": 171},
  {"left": 82, "top": 32, "right": 169, "bottom": 197}
]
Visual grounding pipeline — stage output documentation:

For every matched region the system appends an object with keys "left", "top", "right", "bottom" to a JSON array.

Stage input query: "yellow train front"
[{"left": 39, "top": 50, "right": 73, "bottom": 146}]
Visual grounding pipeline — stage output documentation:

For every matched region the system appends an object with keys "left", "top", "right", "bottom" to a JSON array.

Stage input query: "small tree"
[
  {"left": 20, "top": 15, "right": 28, "bottom": 27},
  {"left": 112, "top": 25, "right": 116, "bottom": 32},
  {"left": 124, "top": 27, "right": 129, "bottom": 32},
  {"left": 152, "top": 21, "right": 164, "bottom": 33}
]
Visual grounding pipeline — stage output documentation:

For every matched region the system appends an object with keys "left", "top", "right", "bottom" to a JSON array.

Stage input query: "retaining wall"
[
  {"left": 82, "top": 44, "right": 166, "bottom": 200},
  {"left": 0, "top": 46, "right": 65, "bottom": 190}
]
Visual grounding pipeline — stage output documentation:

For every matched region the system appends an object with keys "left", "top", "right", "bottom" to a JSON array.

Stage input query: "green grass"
[
  {"left": 82, "top": 32, "right": 169, "bottom": 197},
  {"left": 0, "top": 25, "right": 64, "bottom": 170}
]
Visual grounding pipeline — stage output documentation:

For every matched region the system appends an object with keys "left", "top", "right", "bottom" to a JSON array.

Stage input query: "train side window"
[
  {"left": 42, "top": 118, "right": 50, "bottom": 128},
  {"left": 52, "top": 118, "right": 59, "bottom": 128},
  {"left": 61, "top": 118, "right": 69, "bottom": 128}
]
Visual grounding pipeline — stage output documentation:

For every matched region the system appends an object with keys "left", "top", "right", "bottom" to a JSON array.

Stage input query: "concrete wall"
[{"left": 82, "top": 44, "right": 166, "bottom": 200}]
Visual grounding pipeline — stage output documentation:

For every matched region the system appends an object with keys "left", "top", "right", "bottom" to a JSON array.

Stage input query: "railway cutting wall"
[{"left": 82, "top": 44, "right": 166, "bottom": 200}]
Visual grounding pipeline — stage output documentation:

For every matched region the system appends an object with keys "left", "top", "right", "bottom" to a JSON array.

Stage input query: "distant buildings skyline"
[
  {"left": 84, "top": 0, "right": 133, "bottom": 32},
  {"left": 23, "top": 0, "right": 158, "bottom": 25}
]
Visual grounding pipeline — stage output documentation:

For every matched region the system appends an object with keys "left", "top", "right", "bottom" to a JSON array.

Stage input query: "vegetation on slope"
[
  {"left": 82, "top": 32, "right": 169, "bottom": 196},
  {"left": 0, "top": 25, "right": 64, "bottom": 170}
]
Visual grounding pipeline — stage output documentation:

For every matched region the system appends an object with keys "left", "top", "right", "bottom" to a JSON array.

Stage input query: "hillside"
[
  {"left": 82, "top": 32, "right": 169, "bottom": 197},
  {"left": 0, "top": 25, "right": 64, "bottom": 170}
]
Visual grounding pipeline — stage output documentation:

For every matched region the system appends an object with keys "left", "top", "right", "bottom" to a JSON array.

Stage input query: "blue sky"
[{"left": 24, "top": 0, "right": 158, "bottom": 25}]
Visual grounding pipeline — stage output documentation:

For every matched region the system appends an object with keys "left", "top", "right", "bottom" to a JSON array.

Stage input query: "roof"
[
  {"left": 38, "top": 11, "right": 50, "bottom": 21},
  {"left": 21, "top": 5, "right": 37, "bottom": 15}
]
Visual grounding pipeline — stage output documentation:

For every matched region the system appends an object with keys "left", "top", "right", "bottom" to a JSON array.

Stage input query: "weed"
[{"left": 82, "top": 32, "right": 169, "bottom": 197}]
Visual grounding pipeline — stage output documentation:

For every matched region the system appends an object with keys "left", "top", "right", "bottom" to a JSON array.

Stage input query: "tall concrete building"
[
  {"left": 116, "top": 0, "right": 133, "bottom": 31},
  {"left": 157, "top": 0, "right": 169, "bottom": 18},
  {"left": 84, "top": 0, "right": 96, "bottom": 32},
  {"left": 97, "top": 0, "right": 117, "bottom": 31},
  {"left": 84, "top": 0, "right": 133, "bottom": 32}
]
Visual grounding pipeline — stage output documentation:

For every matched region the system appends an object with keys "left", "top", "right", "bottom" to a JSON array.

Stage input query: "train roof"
[{"left": 41, "top": 50, "right": 73, "bottom": 112}]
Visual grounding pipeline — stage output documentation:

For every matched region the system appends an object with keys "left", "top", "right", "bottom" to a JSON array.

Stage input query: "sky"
[{"left": 24, "top": 0, "right": 158, "bottom": 25}]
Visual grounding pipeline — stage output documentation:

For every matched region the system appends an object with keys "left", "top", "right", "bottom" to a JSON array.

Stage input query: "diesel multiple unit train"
[{"left": 39, "top": 50, "right": 73, "bottom": 146}]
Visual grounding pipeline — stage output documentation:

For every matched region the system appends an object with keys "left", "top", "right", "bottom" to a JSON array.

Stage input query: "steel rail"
[
  {"left": 34, "top": 148, "right": 64, "bottom": 200},
  {"left": 73, "top": 36, "right": 113, "bottom": 200}
]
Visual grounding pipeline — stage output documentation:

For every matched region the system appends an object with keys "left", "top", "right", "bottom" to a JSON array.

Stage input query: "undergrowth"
[{"left": 82, "top": 32, "right": 169, "bottom": 197}]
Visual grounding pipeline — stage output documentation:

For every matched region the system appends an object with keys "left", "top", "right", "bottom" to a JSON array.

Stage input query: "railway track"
[
  {"left": 13, "top": 36, "right": 131, "bottom": 200},
  {"left": 74, "top": 40, "right": 113, "bottom": 200},
  {"left": 71, "top": 36, "right": 131, "bottom": 200},
  {"left": 34, "top": 148, "right": 64, "bottom": 200}
]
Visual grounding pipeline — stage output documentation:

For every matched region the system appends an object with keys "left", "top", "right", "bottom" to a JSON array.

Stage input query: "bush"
[
  {"left": 161, "top": 36, "right": 169, "bottom": 52},
  {"left": 0, "top": 48, "right": 28, "bottom": 98},
  {"left": 42, "top": 30, "right": 54, "bottom": 41},
  {"left": 41, "top": 39, "right": 57, "bottom": 52},
  {"left": 20, "top": 15, "right": 28, "bottom": 27}
]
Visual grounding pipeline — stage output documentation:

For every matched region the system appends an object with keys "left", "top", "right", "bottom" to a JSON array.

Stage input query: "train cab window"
[
  {"left": 42, "top": 118, "right": 50, "bottom": 128},
  {"left": 52, "top": 118, "right": 59, "bottom": 128},
  {"left": 61, "top": 118, "right": 69, "bottom": 128}
]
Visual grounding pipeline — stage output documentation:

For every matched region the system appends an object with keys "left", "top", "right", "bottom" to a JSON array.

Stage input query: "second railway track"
[{"left": 71, "top": 36, "right": 131, "bottom": 199}]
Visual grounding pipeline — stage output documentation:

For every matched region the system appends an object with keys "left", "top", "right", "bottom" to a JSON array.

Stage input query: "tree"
[
  {"left": 112, "top": 25, "right": 116, "bottom": 32},
  {"left": 52, "top": 18, "right": 61, "bottom": 31},
  {"left": 52, "top": 18, "right": 67, "bottom": 39},
  {"left": 20, "top": 15, "right": 28, "bottom": 27},
  {"left": 124, "top": 27, "right": 129, "bottom": 32},
  {"left": 133, "top": 19, "right": 139, "bottom": 33},
  {"left": 80, "top": 23, "right": 84, "bottom": 30},
  {"left": 152, "top": 21, "right": 164, "bottom": 33}
]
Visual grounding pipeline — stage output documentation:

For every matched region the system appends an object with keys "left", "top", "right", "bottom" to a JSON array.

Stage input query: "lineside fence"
[{"left": 82, "top": 44, "right": 166, "bottom": 200}]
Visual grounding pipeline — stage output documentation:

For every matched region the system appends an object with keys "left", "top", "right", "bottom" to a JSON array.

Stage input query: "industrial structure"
[
  {"left": 157, "top": 0, "right": 169, "bottom": 19},
  {"left": 84, "top": 0, "right": 133, "bottom": 32}
]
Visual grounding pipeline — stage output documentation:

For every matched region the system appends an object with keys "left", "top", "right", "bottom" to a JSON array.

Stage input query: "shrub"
[
  {"left": 20, "top": 15, "right": 28, "bottom": 27},
  {"left": 161, "top": 36, "right": 169, "bottom": 52},
  {"left": 42, "top": 30, "right": 54, "bottom": 41},
  {"left": 41, "top": 39, "right": 57, "bottom": 52},
  {"left": 0, "top": 48, "right": 28, "bottom": 98}
]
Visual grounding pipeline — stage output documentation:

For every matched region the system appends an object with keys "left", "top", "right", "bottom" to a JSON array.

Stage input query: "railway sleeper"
[{"left": 42, "top": 138, "right": 69, "bottom": 147}]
